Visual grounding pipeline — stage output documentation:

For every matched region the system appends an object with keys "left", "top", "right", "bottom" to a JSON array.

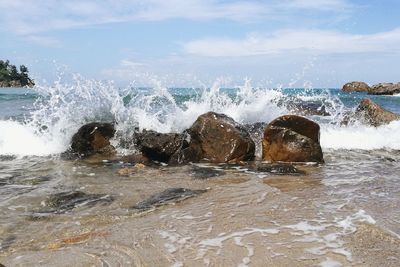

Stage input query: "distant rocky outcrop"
[
  {"left": 342, "top": 81, "right": 400, "bottom": 95},
  {"left": 355, "top": 98, "right": 400, "bottom": 127},
  {"left": 0, "top": 60, "right": 34, "bottom": 87},
  {"left": 262, "top": 115, "right": 324, "bottom": 163},
  {"left": 368, "top": 83, "right": 400, "bottom": 95},
  {"left": 63, "top": 122, "right": 116, "bottom": 158},
  {"left": 342, "top": 81, "right": 371, "bottom": 93}
]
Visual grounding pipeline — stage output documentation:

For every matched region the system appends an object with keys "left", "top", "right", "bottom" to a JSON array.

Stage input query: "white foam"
[
  {"left": 0, "top": 120, "right": 66, "bottom": 156},
  {"left": 319, "top": 258, "right": 343, "bottom": 267},
  {"left": 321, "top": 121, "right": 400, "bottom": 150}
]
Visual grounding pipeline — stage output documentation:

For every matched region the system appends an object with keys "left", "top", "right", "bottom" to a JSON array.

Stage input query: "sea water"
[{"left": 0, "top": 79, "right": 399, "bottom": 266}]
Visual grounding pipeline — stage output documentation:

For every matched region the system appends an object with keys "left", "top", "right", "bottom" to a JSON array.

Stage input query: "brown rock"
[
  {"left": 342, "top": 81, "right": 371, "bottom": 93},
  {"left": 64, "top": 122, "right": 115, "bottom": 158},
  {"left": 173, "top": 112, "right": 255, "bottom": 163},
  {"left": 356, "top": 98, "right": 400, "bottom": 127},
  {"left": 368, "top": 83, "right": 400, "bottom": 95},
  {"left": 262, "top": 115, "right": 324, "bottom": 163}
]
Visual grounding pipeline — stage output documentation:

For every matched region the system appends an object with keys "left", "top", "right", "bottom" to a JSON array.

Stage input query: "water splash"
[{"left": 1, "top": 76, "right": 400, "bottom": 156}]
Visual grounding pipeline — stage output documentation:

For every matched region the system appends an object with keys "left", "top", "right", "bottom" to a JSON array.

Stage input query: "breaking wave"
[{"left": 1, "top": 77, "right": 400, "bottom": 156}]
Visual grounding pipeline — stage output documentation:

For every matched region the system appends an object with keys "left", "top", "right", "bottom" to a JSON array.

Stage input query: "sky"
[{"left": 0, "top": 0, "right": 399, "bottom": 88}]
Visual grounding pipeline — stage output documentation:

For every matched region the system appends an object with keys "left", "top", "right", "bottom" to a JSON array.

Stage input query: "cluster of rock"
[
  {"left": 64, "top": 96, "right": 399, "bottom": 165},
  {"left": 342, "top": 81, "right": 400, "bottom": 95},
  {"left": 64, "top": 112, "right": 324, "bottom": 164}
]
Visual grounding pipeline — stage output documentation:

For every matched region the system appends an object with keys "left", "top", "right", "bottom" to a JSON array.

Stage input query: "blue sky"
[{"left": 0, "top": 0, "right": 399, "bottom": 87}]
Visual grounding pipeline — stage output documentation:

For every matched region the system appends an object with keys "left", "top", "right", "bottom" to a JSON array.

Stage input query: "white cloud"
[
  {"left": 183, "top": 28, "right": 400, "bottom": 57},
  {"left": 0, "top": 0, "right": 353, "bottom": 35}
]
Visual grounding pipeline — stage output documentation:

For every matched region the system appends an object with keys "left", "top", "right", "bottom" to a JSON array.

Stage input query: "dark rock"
[
  {"left": 135, "top": 130, "right": 185, "bottom": 163},
  {"left": 0, "top": 155, "right": 16, "bottom": 161},
  {"left": 173, "top": 112, "right": 255, "bottom": 164},
  {"left": 189, "top": 166, "right": 225, "bottom": 179},
  {"left": 34, "top": 191, "right": 113, "bottom": 215},
  {"left": 63, "top": 122, "right": 116, "bottom": 158},
  {"left": 342, "top": 81, "right": 371, "bottom": 93},
  {"left": 255, "top": 163, "right": 305, "bottom": 175},
  {"left": 287, "top": 102, "right": 330, "bottom": 116},
  {"left": 355, "top": 98, "right": 400, "bottom": 127},
  {"left": 132, "top": 188, "right": 206, "bottom": 211},
  {"left": 368, "top": 83, "right": 400, "bottom": 95},
  {"left": 262, "top": 115, "right": 324, "bottom": 163}
]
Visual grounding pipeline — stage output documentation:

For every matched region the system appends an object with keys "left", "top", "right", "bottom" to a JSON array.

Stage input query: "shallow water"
[
  {"left": 0, "top": 83, "right": 400, "bottom": 266},
  {"left": 0, "top": 149, "right": 399, "bottom": 266}
]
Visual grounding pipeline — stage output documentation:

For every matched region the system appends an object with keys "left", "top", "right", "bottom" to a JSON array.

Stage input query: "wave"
[{"left": 0, "top": 78, "right": 399, "bottom": 156}]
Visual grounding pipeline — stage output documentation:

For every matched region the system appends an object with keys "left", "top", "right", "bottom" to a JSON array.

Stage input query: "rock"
[
  {"left": 368, "top": 83, "right": 400, "bottom": 95},
  {"left": 33, "top": 191, "right": 113, "bottom": 216},
  {"left": 262, "top": 115, "right": 324, "bottom": 163},
  {"left": 135, "top": 130, "right": 185, "bottom": 163},
  {"left": 255, "top": 163, "right": 305, "bottom": 175},
  {"left": 173, "top": 112, "right": 255, "bottom": 163},
  {"left": 120, "top": 153, "right": 150, "bottom": 165},
  {"left": 64, "top": 122, "right": 116, "bottom": 158},
  {"left": 342, "top": 81, "right": 371, "bottom": 93},
  {"left": 287, "top": 102, "right": 330, "bottom": 116},
  {"left": 355, "top": 98, "right": 400, "bottom": 127},
  {"left": 189, "top": 166, "right": 225, "bottom": 179},
  {"left": 131, "top": 188, "right": 206, "bottom": 211}
]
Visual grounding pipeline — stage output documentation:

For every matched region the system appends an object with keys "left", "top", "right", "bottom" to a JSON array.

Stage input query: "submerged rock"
[
  {"left": 173, "top": 112, "right": 255, "bottom": 163},
  {"left": 342, "top": 81, "right": 371, "bottom": 93},
  {"left": 355, "top": 98, "right": 400, "bottom": 127},
  {"left": 255, "top": 163, "right": 305, "bottom": 175},
  {"left": 189, "top": 166, "right": 225, "bottom": 179},
  {"left": 132, "top": 188, "right": 206, "bottom": 211},
  {"left": 135, "top": 130, "right": 185, "bottom": 163},
  {"left": 368, "top": 83, "right": 400, "bottom": 95},
  {"left": 262, "top": 115, "right": 324, "bottom": 163},
  {"left": 34, "top": 191, "right": 113, "bottom": 215},
  {"left": 63, "top": 122, "right": 116, "bottom": 158}
]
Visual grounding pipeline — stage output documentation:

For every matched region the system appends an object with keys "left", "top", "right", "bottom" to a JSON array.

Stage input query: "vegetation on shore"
[{"left": 0, "top": 60, "right": 34, "bottom": 87}]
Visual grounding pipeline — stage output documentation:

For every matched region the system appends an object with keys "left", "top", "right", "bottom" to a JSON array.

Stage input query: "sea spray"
[{"left": 1, "top": 77, "right": 400, "bottom": 156}]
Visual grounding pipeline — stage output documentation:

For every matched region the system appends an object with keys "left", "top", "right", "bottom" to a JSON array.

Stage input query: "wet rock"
[
  {"left": 368, "top": 82, "right": 400, "bottom": 95},
  {"left": 173, "top": 112, "right": 255, "bottom": 164},
  {"left": 135, "top": 130, "right": 185, "bottom": 163},
  {"left": 255, "top": 163, "right": 305, "bottom": 175},
  {"left": 0, "top": 155, "right": 16, "bottom": 161},
  {"left": 342, "top": 81, "right": 371, "bottom": 93},
  {"left": 132, "top": 188, "right": 207, "bottom": 210},
  {"left": 63, "top": 122, "right": 116, "bottom": 158},
  {"left": 120, "top": 153, "right": 150, "bottom": 165},
  {"left": 355, "top": 98, "right": 400, "bottom": 127},
  {"left": 190, "top": 166, "right": 225, "bottom": 179},
  {"left": 18, "top": 175, "right": 51, "bottom": 186},
  {"left": 287, "top": 102, "right": 330, "bottom": 116},
  {"left": 0, "top": 235, "right": 16, "bottom": 251},
  {"left": 35, "top": 191, "right": 113, "bottom": 215},
  {"left": 262, "top": 115, "right": 324, "bottom": 163}
]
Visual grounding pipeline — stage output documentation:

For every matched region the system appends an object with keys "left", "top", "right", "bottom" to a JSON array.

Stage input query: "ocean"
[{"left": 0, "top": 80, "right": 399, "bottom": 266}]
